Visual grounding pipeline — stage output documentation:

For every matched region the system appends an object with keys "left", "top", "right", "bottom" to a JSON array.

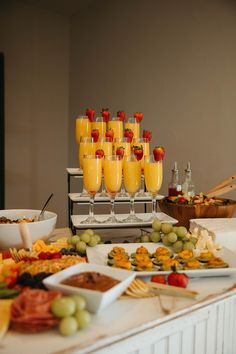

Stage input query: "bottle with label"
[
  {"left": 181, "top": 162, "right": 195, "bottom": 197},
  {"left": 168, "top": 162, "right": 182, "bottom": 196}
]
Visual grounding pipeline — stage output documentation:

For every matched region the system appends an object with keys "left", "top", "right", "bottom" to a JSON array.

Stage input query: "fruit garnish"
[
  {"left": 124, "top": 128, "right": 134, "bottom": 142},
  {"left": 117, "top": 110, "right": 126, "bottom": 122},
  {"left": 134, "top": 112, "right": 143, "bottom": 123},
  {"left": 142, "top": 130, "right": 152, "bottom": 142},
  {"left": 85, "top": 108, "right": 95, "bottom": 122},
  {"left": 151, "top": 275, "right": 166, "bottom": 284},
  {"left": 116, "top": 146, "right": 125, "bottom": 158},
  {"left": 153, "top": 146, "right": 165, "bottom": 161},
  {"left": 91, "top": 129, "right": 99, "bottom": 143},
  {"left": 133, "top": 145, "right": 143, "bottom": 161},
  {"left": 167, "top": 266, "right": 189, "bottom": 288},
  {"left": 101, "top": 108, "right": 110, "bottom": 123},
  {"left": 95, "top": 149, "right": 104, "bottom": 159},
  {"left": 105, "top": 128, "right": 114, "bottom": 142}
]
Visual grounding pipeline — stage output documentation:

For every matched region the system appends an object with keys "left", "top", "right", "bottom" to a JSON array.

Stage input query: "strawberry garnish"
[
  {"left": 105, "top": 128, "right": 114, "bottom": 142},
  {"left": 124, "top": 128, "right": 134, "bottom": 143},
  {"left": 134, "top": 112, "right": 143, "bottom": 123},
  {"left": 95, "top": 149, "right": 105, "bottom": 158},
  {"left": 116, "top": 146, "right": 125, "bottom": 158},
  {"left": 117, "top": 110, "right": 126, "bottom": 122},
  {"left": 142, "top": 130, "right": 152, "bottom": 142},
  {"left": 86, "top": 108, "right": 95, "bottom": 122},
  {"left": 101, "top": 108, "right": 110, "bottom": 123},
  {"left": 91, "top": 128, "right": 99, "bottom": 142},
  {"left": 153, "top": 146, "right": 165, "bottom": 161},
  {"left": 133, "top": 145, "right": 143, "bottom": 161}
]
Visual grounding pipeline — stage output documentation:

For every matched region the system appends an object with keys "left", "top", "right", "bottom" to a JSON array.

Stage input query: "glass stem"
[
  {"left": 101, "top": 175, "right": 105, "bottom": 193},
  {"left": 121, "top": 175, "right": 125, "bottom": 193},
  {"left": 89, "top": 195, "right": 95, "bottom": 218},
  {"left": 141, "top": 174, "right": 144, "bottom": 192},
  {"left": 130, "top": 195, "right": 135, "bottom": 216},
  {"left": 152, "top": 196, "right": 156, "bottom": 216},
  {"left": 110, "top": 196, "right": 115, "bottom": 217}
]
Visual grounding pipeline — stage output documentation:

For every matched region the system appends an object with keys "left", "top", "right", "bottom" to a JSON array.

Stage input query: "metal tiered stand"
[{"left": 67, "top": 168, "right": 177, "bottom": 234}]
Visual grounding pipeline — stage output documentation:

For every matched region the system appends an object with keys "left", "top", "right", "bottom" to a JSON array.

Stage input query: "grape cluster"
[
  {"left": 65, "top": 229, "right": 102, "bottom": 256},
  {"left": 17, "top": 272, "right": 52, "bottom": 289},
  {"left": 51, "top": 295, "right": 91, "bottom": 336},
  {"left": 135, "top": 219, "right": 197, "bottom": 253}
]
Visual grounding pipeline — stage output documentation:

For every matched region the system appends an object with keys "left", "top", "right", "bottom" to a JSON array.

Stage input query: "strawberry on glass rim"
[
  {"left": 116, "top": 146, "right": 125, "bottom": 159},
  {"left": 91, "top": 128, "right": 99, "bottom": 142},
  {"left": 124, "top": 128, "right": 134, "bottom": 143},
  {"left": 153, "top": 146, "right": 165, "bottom": 161},
  {"left": 86, "top": 108, "right": 95, "bottom": 122},
  {"left": 117, "top": 110, "right": 126, "bottom": 122},
  {"left": 134, "top": 112, "right": 143, "bottom": 123},
  {"left": 142, "top": 130, "right": 152, "bottom": 142},
  {"left": 133, "top": 145, "right": 143, "bottom": 161},
  {"left": 101, "top": 108, "right": 110, "bottom": 123},
  {"left": 105, "top": 128, "right": 114, "bottom": 142},
  {"left": 95, "top": 149, "right": 105, "bottom": 159}
]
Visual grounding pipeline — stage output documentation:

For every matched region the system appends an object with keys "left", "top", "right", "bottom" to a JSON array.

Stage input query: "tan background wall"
[
  {"left": 0, "top": 0, "right": 70, "bottom": 226},
  {"left": 1, "top": 0, "right": 236, "bottom": 227}
]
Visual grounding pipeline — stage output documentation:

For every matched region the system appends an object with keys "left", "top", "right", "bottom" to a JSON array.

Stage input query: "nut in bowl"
[
  {"left": 43, "top": 263, "right": 135, "bottom": 313},
  {"left": 0, "top": 209, "right": 57, "bottom": 249},
  {"left": 158, "top": 196, "right": 236, "bottom": 228}
]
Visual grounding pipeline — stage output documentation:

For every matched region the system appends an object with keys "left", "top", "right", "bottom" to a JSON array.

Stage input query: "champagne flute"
[
  {"left": 79, "top": 137, "right": 95, "bottom": 196},
  {"left": 133, "top": 138, "right": 150, "bottom": 197},
  {"left": 92, "top": 116, "right": 106, "bottom": 138},
  {"left": 124, "top": 117, "right": 140, "bottom": 141},
  {"left": 96, "top": 137, "right": 113, "bottom": 197},
  {"left": 104, "top": 155, "right": 122, "bottom": 223},
  {"left": 144, "top": 156, "right": 163, "bottom": 220},
  {"left": 81, "top": 155, "right": 102, "bottom": 224},
  {"left": 107, "top": 116, "right": 123, "bottom": 140},
  {"left": 75, "top": 115, "right": 91, "bottom": 145},
  {"left": 123, "top": 155, "right": 142, "bottom": 222},
  {"left": 114, "top": 138, "right": 131, "bottom": 198}
]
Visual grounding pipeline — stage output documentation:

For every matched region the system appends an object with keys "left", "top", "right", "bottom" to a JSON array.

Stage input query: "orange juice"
[
  {"left": 104, "top": 158, "right": 122, "bottom": 195},
  {"left": 144, "top": 160, "right": 163, "bottom": 196},
  {"left": 79, "top": 141, "right": 95, "bottom": 168},
  {"left": 113, "top": 139, "right": 131, "bottom": 157},
  {"left": 123, "top": 159, "right": 141, "bottom": 195},
  {"left": 92, "top": 121, "right": 106, "bottom": 138},
  {"left": 124, "top": 122, "right": 140, "bottom": 140},
  {"left": 83, "top": 157, "right": 102, "bottom": 195},
  {"left": 132, "top": 139, "right": 150, "bottom": 170},
  {"left": 75, "top": 116, "right": 91, "bottom": 144},
  {"left": 96, "top": 140, "right": 112, "bottom": 157},
  {"left": 108, "top": 119, "right": 123, "bottom": 140}
]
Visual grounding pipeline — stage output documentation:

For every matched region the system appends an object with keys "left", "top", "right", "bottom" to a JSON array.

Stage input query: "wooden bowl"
[{"left": 158, "top": 198, "right": 236, "bottom": 228}]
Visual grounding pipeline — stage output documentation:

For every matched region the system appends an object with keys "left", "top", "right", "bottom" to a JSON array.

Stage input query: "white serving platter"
[
  {"left": 87, "top": 242, "right": 236, "bottom": 278},
  {"left": 71, "top": 212, "right": 178, "bottom": 229}
]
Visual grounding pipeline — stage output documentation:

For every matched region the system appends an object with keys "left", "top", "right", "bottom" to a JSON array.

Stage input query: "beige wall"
[
  {"left": 69, "top": 0, "right": 236, "bottom": 207},
  {"left": 0, "top": 0, "right": 70, "bottom": 226}
]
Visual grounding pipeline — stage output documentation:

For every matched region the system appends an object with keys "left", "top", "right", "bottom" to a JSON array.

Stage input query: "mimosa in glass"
[
  {"left": 75, "top": 116, "right": 91, "bottom": 145},
  {"left": 114, "top": 138, "right": 131, "bottom": 197},
  {"left": 124, "top": 117, "right": 140, "bottom": 141},
  {"left": 104, "top": 155, "right": 122, "bottom": 223},
  {"left": 79, "top": 137, "right": 95, "bottom": 169},
  {"left": 96, "top": 137, "right": 113, "bottom": 197},
  {"left": 123, "top": 155, "right": 142, "bottom": 222},
  {"left": 81, "top": 155, "right": 102, "bottom": 224},
  {"left": 144, "top": 156, "right": 163, "bottom": 220},
  {"left": 91, "top": 116, "right": 106, "bottom": 138},
  {"left": 133, "top": 138, "right": 150, "bottom": 197},
  {"left": 107, "top": 117, "right": 123, "bottom": 140}
]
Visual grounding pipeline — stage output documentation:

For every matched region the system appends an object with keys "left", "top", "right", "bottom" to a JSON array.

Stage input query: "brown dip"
[{"left": 61, "top": 271, "right": 120, "bottom": 292}]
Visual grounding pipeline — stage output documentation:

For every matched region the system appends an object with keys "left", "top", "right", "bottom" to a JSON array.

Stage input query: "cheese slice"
[{"left": 0, "top": 300, "right": 13, "bottom": 341}]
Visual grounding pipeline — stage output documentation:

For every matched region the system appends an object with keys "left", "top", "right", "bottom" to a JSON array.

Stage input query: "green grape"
[
  {"left": 76, "top": 241, "right": 87, "bottom": 254},
  {"left": 167, "top": 232, "right": 178, "bottom": 243},
  {"left": 176, "top": 226, "right": 188, "bottom": 238},
  {"left": 59, "top": 317, "right": 78, "bottom": 336},
  {"left": 88, "top": 235, "right": 98, "bottom": 247},
  {"left": 149, "top": 231, "right": 161, "bottom": 243},
  {"left": 161, "top": 223, "right": 173, "bottom": 234},
  {"left": 70, "top": 295, "right": 86, "bottom": 311},
  {"left": 173, "top": 240, "right": 183, "bottom": 253},
  {"left": 189, "top": 237, "right": 198, "bottom": 245},
  {"left": 75, "top": 310, "right": 91, "bottom": 329},
  {"left": 162, "top": 234, "right": 172, "bottom": 246},
  {"left": 80, "top": 233, "right": 91, "bottom": 244},
  {"left": 84, "top": 229, "right": 94, "bottom": 236},
  {"left": 172, "top": 226, "right": 178, "bottom": 233},
  {"left": 141, "top": 234, "right": 150, "bottom": 243},
  {"left": 51, "top": 297, "right": 76, "bottom": 318},
  {"left": 94, "top": 234, "right": 101, "bottom": 243},
  {"left": 183, "top": 241, "right": 195, "bottom": 251},
  {"left": 70, "top": 235, "right": 81, "bottom": 246},
  {"left": 67, "top": 236, "right": 73, "bottom": 245},
  {"left": 152, "top": 219, "right": 162, "bottom": 232}
]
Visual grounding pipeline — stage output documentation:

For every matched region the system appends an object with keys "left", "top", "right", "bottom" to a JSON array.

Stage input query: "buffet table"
[{"left": 2, "top": 274, "right": 236, "bottom": 354}]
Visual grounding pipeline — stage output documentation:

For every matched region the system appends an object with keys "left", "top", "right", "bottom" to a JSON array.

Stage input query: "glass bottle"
[
  {"left": 168, "top": 162, "right": 181, "bottom": 196},
  {"left": 181, "top": 162, "right": 195, "bottom": 197}
]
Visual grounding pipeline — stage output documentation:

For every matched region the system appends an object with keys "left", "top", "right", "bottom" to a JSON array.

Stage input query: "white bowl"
[
  {"left": 0, "top": 209, "right": 57, "bottom": 249},
  {"left": 43, "top": 263, "right": 135, "bottom": 313}
]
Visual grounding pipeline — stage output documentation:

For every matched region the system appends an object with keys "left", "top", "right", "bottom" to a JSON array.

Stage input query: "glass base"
[
  {"left": 80, "top": 189, "right": 90, "bottom": 197},
  {"left": 98, "top": 190, "right": 109, "bottom": 197},
  {"left": 117, "top": 191, "right": 129, "bottom": 198},
  {"left": 136, "top": 190, "right": 147, "bottom": 198},
  {"left": 123, "top": 214, "right": 143, "bottom": 223},
  {"left": 80, "top": 216, "right": 101, "bottom": 224},
  {"left": 104, "top": 215, "right": 122, "bottom": 224}
]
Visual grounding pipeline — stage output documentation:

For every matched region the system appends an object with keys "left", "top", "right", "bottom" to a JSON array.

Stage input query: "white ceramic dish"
[
  {"left": 87, "top": 243, "right": 236, "bottom": 278},
  {"left": 43, "top": 263, "right": 135, "bottom": 313},
  {"left": 71, "top": 212, "right": 178, "bottom": 229},
  {"left": 0, "top": 209, "right": 57, "bottom": 249}
]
